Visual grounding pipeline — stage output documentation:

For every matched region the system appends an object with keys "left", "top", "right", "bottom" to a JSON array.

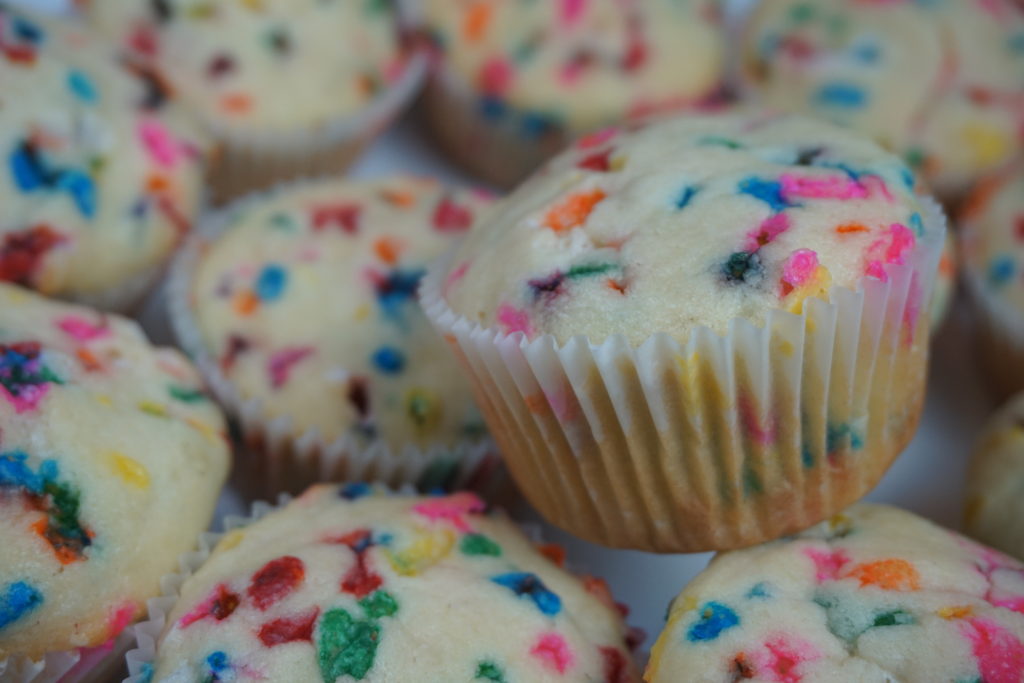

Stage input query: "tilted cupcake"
[
  {"left": 170, "top": 176, "right": 498, "bottom": 499},
  {"left": 89, "top": 0, "right": 426, "bottom": 203},
  {"left": 0, "top": 5, "right": 208, "bottom": 311},
  {"left": 966, "top": 392, "right": 1024, "bottom": 562},
  {"left": 740, "top": 0, "right": 1024, "bottom": 200},
  {"left": 128, "top": 485, "right": 639, "bottom": 682},
  {"left": 0, "top": 284, "right": 229, "bottom": 681},
  {"left": 960, "top": 166, "right": 1024, "bottom": 400},
  {"left": 423, "top": 111, "right": 946, "bottom": 553},
  {"left": 419, "top": 0, "right": 726, "bottom": 188},
  {"left": 647, "top": 504, "right": 1024, "bottom": 682}
]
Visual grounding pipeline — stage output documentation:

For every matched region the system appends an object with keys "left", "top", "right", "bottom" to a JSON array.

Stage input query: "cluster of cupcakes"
[{"left": 2, "top": 0, "right": 1024, "bottom": 681}]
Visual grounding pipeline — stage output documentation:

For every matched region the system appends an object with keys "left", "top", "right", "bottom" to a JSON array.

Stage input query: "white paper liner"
[
  {"left": 421, "top": 196, "right": 947, "bottom": 553},
  {"left": 165, "top": 181, "right": 505, "bottom": 502},
  {"left": 962, "top": 264, "right": 1024, "bottom": 400},
  {"left": 0, "top": 620, "right": 135, "bottom": 683},
  {"left": 205, "top": 50, "right": 428, "bottom": 204},
  {"left": 122, "top": 486, "right": 639, "bottom": 682}
]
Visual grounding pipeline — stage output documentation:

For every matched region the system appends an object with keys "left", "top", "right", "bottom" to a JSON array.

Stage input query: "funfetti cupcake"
[
  {"left": 966, "top": 392, "right": 1024, "bottom": 562},
  {"left": 0, "top": 284, "right": 230, "bottom": 682},
  {"left": 646, "top": 504, "right": 1024, "bottom": 682},
  {"left": 419, "top": 0, "right": 727, "bottom": 188},
  {"left": 126, "top": 485, "right": 640, "bottom": 683},
  {"left": 169, "top": 176, "right": 499, "bottom": 500},
  {"left": 423, "top": 110, "right": 946, "bottom": 553},
  {"left": 0, "top": 5, "right": 208, "bottom": 312},
  {"left": 740, "top": 0, "right": 1024, "bottom": 201},
  {"left": 105, "top": 0, "right": 427, "bottom": 203},
  {"left": 960, "top": 166, "right": 1024, "bottom": 401}
]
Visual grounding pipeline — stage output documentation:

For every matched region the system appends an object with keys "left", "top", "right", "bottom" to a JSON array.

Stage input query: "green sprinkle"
[
  {"left": 317, "top": 609, "right": 380, "bottom": 681},
  {"left": 359, "top": 591, "right": 399, "bottom": 620},
  {"left": 475, "top": 661, "right": 507, "bottom": 682},
  {"left": 789, "top": 3, "right": 815, "bottom": 23},
  {"left": 566, "top": 262, "right": 618, "bottom": 280},
  {"left": 699, "top": 136, "right": 743, "bottom": 150},
  {"left": 168, "top": 385, "right": 206, "bottom": 403},
  {"left": 872, "top": 609, "right": 915, "bottom": 628},
  {"left": 742, "top": 466, "right": 763, "bottom": 496},
  {"left": 460, "top": 534, "right": 502, "bottom": 557}
]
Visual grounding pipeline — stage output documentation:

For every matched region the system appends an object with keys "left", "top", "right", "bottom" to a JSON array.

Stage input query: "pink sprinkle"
[
  {"left": 859, "top": 174, "right": 894, "bottom": 202},
  {"left": 267, "top": 347, "right": 315, "bottom": 390},
  {"left": 961, "top": 617, "right": 1024, "bottom": 683},
  {"left": 780, "top": 173, "right": 868, "bottom": 201},
  {"left": 739, "top": 395, "right": 776, "bottom": 446},
  {"left": 477, "top": 57, "right": 514, "bottom": 95},
  {"left": 745, "top": 213, "right": 791, "bottom": 252},
  {"left": 865, "top": 223, "right": 916, "bottom": 282},
  {"left": 107, "top": 602, "right": 136, "bottom": 637},
  {"left": 753, "top": 634, "right": 820, "bottom": 683},
  {"left": 559, "top": 0, "right": 587, "bottom": 26},
  {"left": 531, "top": 631, "right": 575, "bottom": 674},
  {"left": 138, "top": 118, "right": 183, "bottom": 168},
  {"left": 57, "top": 315, "right": 109, "bottom": 342},
  {"left": 443, "top": 262, "right": 470, "bottom": 298},
  {"left": 0, "top": 383, "right": 49, "bottom": 414},
  {"left": 497, "top": 303, "right": 535, "bottom": 337},
  {"left": 576, "top": 127, "right": 618, "bottom": 150},
  {"left": 804, "top": 548, "right": 850, "bottom": 582},
  {"left": 780, "top": 249, "right": 819, "bottom": 296},
  {"left": 412, "top": 492, "right": 486, "bottom": 533},
  {"left": 544, "top": 385, "right": 579, "bottom": 423}
]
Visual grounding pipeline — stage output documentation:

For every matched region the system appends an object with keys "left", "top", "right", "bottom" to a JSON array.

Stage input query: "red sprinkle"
[
  {"left": 258, "top": 608, "right": 320, "bottom": 647},
  {"left": 432, "top": 197, "right": 473, "bottom": 233},
  {"left": 577, "top": 149, "right": 614, "bottom": 172},
  {"left": 312, "top": 204, "right": 362, "bottom": 234},
  {"left": 0, "top": 225, "right": 66, "bottom": 286},
  {"left": 178, "top": 584, "right": 240, "bottom": 628},
  {"left": 248, "top": 556, "right": 305, "bottom": 611},
  {"left": 600, "top": 646, "right": 631, "bottom": 683}
]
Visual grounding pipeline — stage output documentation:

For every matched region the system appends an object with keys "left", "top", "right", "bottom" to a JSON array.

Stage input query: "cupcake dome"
[
  {"left": 966, "top": 393, "right": 1024, "bottom": 561},
  {"left": 443, "top": 112, "right": 931, "bottom": 344},
  {"left": 741, "top": 0, "right": 1024, "bottom": 199},
  {"left": 184, "top": 177, "right": 490, "bottom": 454},
  {"left": 146, "top": 486, "right": 639, "bottom": 682},
  {"left": 0, "top": 284, "right": 229, "bottom": 661},
  {"left": 647, "top": 504, "right": 1024, "bottom": 682},
  {"left": 960, "top": 166, "right": 1024, "bottom": 399},
  {"left": 0, "top": 6, "right": 207, "bottom": 308}
]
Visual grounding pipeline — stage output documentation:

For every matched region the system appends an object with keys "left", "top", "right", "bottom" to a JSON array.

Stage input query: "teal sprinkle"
[
  {"left": 742, "top": 466, "right": 763, "bottom": 496},
  {"left": 168, "top": 384, "right": 206, "bottom": 403},
  {"left": 989, "top": 255, "right": 1016, "bottom": 288},
  {"left": 872, "top": 609, "right": 916, "bottom": 628},
  {"left": 801, "top": 446, "right": 815, "bottom": 469},
  {"left": 67, "top": 70, "right": 98, "bottom": 103},
  {"left": 700, "top": 135, "right": 743, "bottom": 150},
  {"left": 746, "top": 582, "right": 771, "bottom": 599},
  {"left": 566, "top": 262, "right": 618, "bottom": 280},
  {"left": 909, "top": 212, "right": 924, "bottom": 237}
]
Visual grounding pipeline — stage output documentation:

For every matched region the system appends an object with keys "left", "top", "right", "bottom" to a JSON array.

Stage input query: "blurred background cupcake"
[
  {"left": 0, "top": 4, "right": 208, "bottom": 311},
  {"left": 0, "top": 284, "right": 229, "bottom": 682},
  {"left": 128, "top": 485, "right": 639, "bottom": 682},
  {"left": 84, "top": 0, "right": 428, "bottom": 203},
  {"left": 169, "top": 176, "right": 500, "bottom": 499},
  {"left": 647, "top": 504, "right": 1024, "bottom": 681},
  {"left": 740, "top": 0, "right": 1024, "bottom": 202},
  {"left": 424, "top": 110, "right": 945, "bottom": 553},
  {"left": 418, "top": 0, "right": 727, "bottom": 188},
  {"left": 960, "top": 165, "right": 1024, "bottom": 401}
]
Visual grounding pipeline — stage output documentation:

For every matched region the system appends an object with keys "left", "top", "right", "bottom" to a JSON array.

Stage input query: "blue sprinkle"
[
  {"left": 827, "top": 423, "right": 864, "bottom": 455},
  {"left": 0, "top": 581, "right": 43, "bottom": 631},
  {"left": 687, "top": 602, "right": 740, "bottom": 642},
  {"left": 909, "top": 212, "right": 924, "bottom": 237},
  {"left": 738, "top": 177, "right": 796, "bottom": 212},
  {"left": 0, "top": 452, "right": 54, "bottom": 496},
  {"left": 900, "top": 167, "right": 916, "bottom": 191},
  {"left": 520, "top": 112, "right": 556, "bottom": 140},
  {"left": 139, "top": 663, "right": 154, "bottom": 683},
  {"left": 802, "top": 446, "right": 815, "bottom": 469},
  {"left": 10, "top": 146, "right": 43, "bottom": 191},
  {"left": 376, "top": 268, "right": 426, "bottom": 326},
  {"left": 491, "top": 572, "right": 562, "bottom": 616},
  {"left": 56, "top": 170, "right": 96, "bottom": 218},
  {"left": 1010, "top": 33, "right": 1024, "bottom": 54},
  {"left": 67, "top": 70, "right": 98, "bottom": 103},
  {"left": 371, "top": 346, "right": 405, "bottom": 374},
  {"left": 814, "top": 82, "right": 868, "bottom": 109},
  {"left": 13, "top": 16, "right": 43, "bottom": 43},
  {"left": 851, "top": 42, "right": 880, "bottom": 64},
  {"left": 675, "top": 185, "right": 699, "bottom": 210},
  {"left": 206, "top": 651, "right": 229, "bottom": 673},
  {"left": 255, "top": 264, "right": 287, "bottom": 302},
  {"left": 478, "top": 96, "right": 507, "bottom": 121},
  {"left": 747, "top": 582, "right": 771, "bottom": 599},
  {"left": 340, "top": 482, "right": 372, "bottom": 500},
  {"left": 989, "top": 255, "right": 1016, "bottom": 287}
]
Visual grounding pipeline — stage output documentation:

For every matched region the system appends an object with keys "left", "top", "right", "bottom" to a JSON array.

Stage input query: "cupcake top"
[
  {"left": 148, "top": 485, "right": 639, "bottom": 682},
  {"left": 741, "top": 0, "right": 1024, "bottom": 198},
  {"left": 966, "top": 392, "right": 1024, "bottom": 562},
  {"left": 0, "top": 6, "right": 207, "bottom": 303},
  {"left": 136, "top": 0, "right": 407, "bottom": 133},
  {"left": 442, "top": 112, "right": 931, "bottom": 345},
  {"left": 961, "top": 167, "right": 1024, "bottom": 314},
  {"left": 0, "top": 284, "right": 229, "bottom": 660},
  {"left": 422, "top": 0, "right": 725, "bottom": 133},
  {"left": 647, "top": 504, "right": 1024, "bottom": 682},
  {"left": 189, "top": 176, "right": 491, "bottom": 450}
]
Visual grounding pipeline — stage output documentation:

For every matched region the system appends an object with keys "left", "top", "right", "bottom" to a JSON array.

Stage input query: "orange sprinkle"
[
  {"left": 75, "top": 348, "right": 102, "bottom": 372},
  {"left": 544, "top": 189, "right": 607, "bottom": 233},
  {"left": 233, "top": 290, "right": 258, "bottom": 316},
  {"left": 846, "top": 558, "right": 920, "bottom": 591},
  {"left": 221, "top": 92, "right": 253, "bottom": 115},
  {"left": 606, "top": 278, "right": 627, "bottom": 295},
  {"left": 836, "top": 222, "right": 869, "bottom": 234},
  {"left": 146, "top": 173, "right": 170, "bottom": 194},
  {"left": 582, "top": 576, "right": 617, "bottom": 611},
  {"left": 30, "top": 519, "right": 89, "bottom": 565},
  {"left": 373, "top": 237, "right": 402, "bottom": 265},
  {"left": 939, "top": 253, "right": 955, "bottom": 276},
  {"left": 537, "top": 543, "right": 566, "bottom": 568},
  {"left": 938, "top": 605, "right": 974, "bottom": 620},
  {"left": 380, "top": 189, "right": 416, "bottom": 208},
  {"left": 463, "top": 1, "right": 493, "bottom": 42}
]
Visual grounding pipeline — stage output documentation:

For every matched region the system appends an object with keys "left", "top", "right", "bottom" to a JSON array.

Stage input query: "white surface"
[{"left": 12, "top": 0, "right": 996, "bottom": 657}]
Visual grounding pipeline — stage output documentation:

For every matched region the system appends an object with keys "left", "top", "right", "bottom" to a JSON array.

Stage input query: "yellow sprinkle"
[
  {"left": 777, "top": 340, "right": 795, "bottom": 358},
  {"left": 95, "top": 394, "right": 113, "bottom": 407},
  {"left": 681, "top": 594, "right": 698, "bottom": 612},
  {"left": 138, "top": 401, "right": 168, "bottom": 417},
  {"left": 217, "top": 530, "right": 246, "bottom": 552},
  {"left": 106, "top": 452, "right": 150, "bottom": 489},
  {"left": 184, "top": 416, "right": 218, "bottom": 442},
  {"left": 386, "top": 529, "right": 455, "bottom": 576},
  {"left": 609, "top": 155, "right": 627, "bottom": 172},
  {"left": 354, "top": 304, "right": 370, "bottom": 322},
  {"left": 937, "top": 605, "right": 973, "bottom": 620},
  {"left": 963, "top": 123, "right": 1009, "bottom": 167}
]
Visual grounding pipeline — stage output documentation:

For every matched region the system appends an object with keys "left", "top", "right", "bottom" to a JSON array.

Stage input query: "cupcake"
[
  {"left": 740, "top": 0, "right": 1024, "bottom": 201},
  {"left": 88, "top": 0, "right": 427, "bottom": 203},
  {"left": 0, "top": 284, "right": 229, "bottom": 681},
  {"left": 646, "top": 504, "right": 1024, "bottom": 682},
  {"left": 960, "top": 166, "right": 1024, "bottom": 401},
  {"left": 966, "top": 392, "right": 1024, "bottom": 561},
  {"left": 931, "top": 231, "right": 958, "bottom": 333},
  {"left": 169, "top": 176, "right": 498, "bottom": 499},
  {"left": 0, "top": 5, "right": 208, "bottom": 311},
  {"left": 419, "top": 0, "right": 727, "bottom": 188},
  {"left": 128, "top": 485, "right": 639, "bottom": 682},
  {"left": 423, "top": 111, "right": 946, "bottom": 553}
]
